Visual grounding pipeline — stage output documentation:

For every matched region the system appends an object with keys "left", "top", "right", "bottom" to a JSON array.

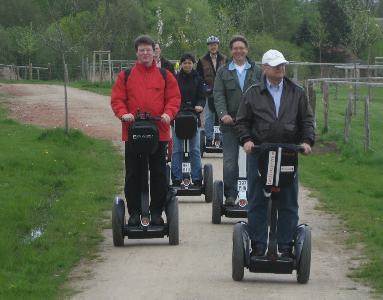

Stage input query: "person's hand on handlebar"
[
  {"left": 243, "top": 140, "right": 255, "bottom": 154},
  {"left": 221, "top": 114, "right": 234, "bottom": 125},
  {"left": 161, "top": 113, "right": 171, "bottom": 124},
  {"left": 300, "top": 142, "right": 312, "bottom": 155},
  {"left": 121, "top": 113, "right": 135, "bottom": 122},
  {"left": 195, "top": 106, "right": 203, "bottom": 113}
]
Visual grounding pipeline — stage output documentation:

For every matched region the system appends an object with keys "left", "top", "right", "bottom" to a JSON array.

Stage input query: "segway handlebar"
[
  {"left": 134, "top": 111, "right": 162, "bottom": 122},
  {"left": 251, "top": 143, "right": 305, "bottom": 154}
]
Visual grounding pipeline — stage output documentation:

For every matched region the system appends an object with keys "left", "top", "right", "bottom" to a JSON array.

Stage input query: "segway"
[
  {"left": 200, "top": 101, "right": 223, "bottom": 157},
  {"left": 212, "top": 146, "right": 248, "bottom": 224},
  {"left": 173, "top": 108, "right": 213, "bottom": 203},
  {"left": 112, "top": 112, "right": 179, "bottom": 246},
  {"left": 232, "top": 143, "right": 311, "bottom": 283}
]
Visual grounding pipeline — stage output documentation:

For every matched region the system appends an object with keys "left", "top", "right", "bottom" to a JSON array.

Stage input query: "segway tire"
[
  {"left": 212, "top": 180, "right": 223, "bottom": 224},
  {"left": 112, "top": 197, "right": 125, "bottom": 247},
  {"left": 297, "top": 227, "right": 311, "bottom": 284},
  {"left": 203, "top": 164, "right": 213, "bottom": 203},
  {"left": 232, "top": 223, "right": 245, "bottom": 281},
  {"left": 167, "top": 195, "right": 179, "bottom": 245}
]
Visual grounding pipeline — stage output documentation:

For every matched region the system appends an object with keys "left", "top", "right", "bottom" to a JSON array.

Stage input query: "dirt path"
[{"left": 0, "top": 84, "right": 373, "bottom": 299}]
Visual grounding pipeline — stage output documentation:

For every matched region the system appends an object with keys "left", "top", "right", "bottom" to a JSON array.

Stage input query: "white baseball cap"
[{"left": 262, "top": 49, "right": 289, "bottom": 67}]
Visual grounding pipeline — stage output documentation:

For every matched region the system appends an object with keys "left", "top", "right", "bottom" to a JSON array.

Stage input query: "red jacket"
[{"left": 111, "top": 61, "right": 181, "bottom": 141}]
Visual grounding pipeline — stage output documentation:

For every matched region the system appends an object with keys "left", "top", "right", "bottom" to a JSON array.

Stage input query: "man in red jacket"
[{"left": 111, "top": 35, "right": 181, "bottom": 226}]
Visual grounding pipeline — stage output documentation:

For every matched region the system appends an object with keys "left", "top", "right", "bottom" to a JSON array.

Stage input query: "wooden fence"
[{"left": 306, "top": 78, "right": 383, "bottom": 152}]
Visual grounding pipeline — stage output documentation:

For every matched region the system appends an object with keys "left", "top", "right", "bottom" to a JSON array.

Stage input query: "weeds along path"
[{"left": 0, "top": 84, "right": 372, "bottom": 299}]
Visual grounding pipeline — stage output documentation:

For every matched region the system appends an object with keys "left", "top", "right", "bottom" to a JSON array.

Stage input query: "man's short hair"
[
  {"left": 180, "top": 53, "right": 196, "bottom": 64},
  {"left": 134, "top": 35, "right": 155, "bottom": 51},
  {"left": 229, "top": 35, "right": 248, "bottom": 49}
]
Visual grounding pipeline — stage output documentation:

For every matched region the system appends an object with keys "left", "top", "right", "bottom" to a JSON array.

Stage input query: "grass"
[
  {"left": 69, "top": 80, "right": 113, "bottom": 96},
  {"left": 299, "top": 83, "right": 383, "bottom": 294},
  {"left": 0, "top": 102, "right": 121, "bottom": 299}
]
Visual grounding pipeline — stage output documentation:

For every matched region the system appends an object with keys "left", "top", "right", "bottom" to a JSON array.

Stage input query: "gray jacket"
[
  {"left": 235, "top": 76, "right": 315, "bottom": 146},
  {"left": 213, "top": 60, "right": 261, "bottom": 121}
]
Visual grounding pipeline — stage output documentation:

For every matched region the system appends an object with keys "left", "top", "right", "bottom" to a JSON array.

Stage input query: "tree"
[
  {"left": 318, "top": 0, "right": 351, "bottom": 48},
  {"left": 9, "top": 24, "right": 39, "bottom": 65}
]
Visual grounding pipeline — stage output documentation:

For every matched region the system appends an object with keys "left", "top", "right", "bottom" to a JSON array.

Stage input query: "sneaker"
[
  {"left": 225, "top": 196, "right": 236, "bottom": 206},
  {"left": 172, "top": 179, "right": 181, "bottom": 187},
  {"left": 151, "top": 212, "right": 164, "bottom": 226},
  {"left": 280, "top": 247, "right": 293, "bottom": 258},
  {"left": 192, "top": 180, "right": 202, "bottom": 187},
  {"left": 251, "top": 242, "right": 265, "bottom": 256},
  {"left": 128, "top": 212, "right": 140, "bottom": 226}
]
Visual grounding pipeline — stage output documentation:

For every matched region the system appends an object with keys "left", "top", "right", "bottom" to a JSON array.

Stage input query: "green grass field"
[
  {"left": 0, "top": 100, "right": 121, "bottom": 299},
  {"left": 300, "top": 83, "right": 383, "bottom": 294}
]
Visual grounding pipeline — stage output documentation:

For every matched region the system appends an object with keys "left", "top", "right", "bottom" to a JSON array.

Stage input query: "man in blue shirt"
[{"left": 213, "top": 35, "right": 261, "bottom": 206}]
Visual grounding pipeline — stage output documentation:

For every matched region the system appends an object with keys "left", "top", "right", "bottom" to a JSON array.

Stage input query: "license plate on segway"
[
  {"left": 213, "top": 126, "right": 220, "bottom": 134},
  {"left": 182, "top": 162, "right": 191, "bottom": 173},
  {"left": 237, "top": 180, "right": 248, "bottom": 207}
]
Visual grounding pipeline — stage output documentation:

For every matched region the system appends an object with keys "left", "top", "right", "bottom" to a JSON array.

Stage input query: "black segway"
[
  {"left": 212, "top": 147, "right": 248, "bottom": 224},
  {"left": 232, "top": 143, "right": 311, "bottom": 283},
  {"left": 112, "top": 112, "right": 179, "bottom": 246},
  {"left": 173, "top": 108, "right": 213, "bottom": 203}
]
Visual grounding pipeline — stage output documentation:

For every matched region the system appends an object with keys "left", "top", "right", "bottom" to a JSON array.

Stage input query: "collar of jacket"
[
  {"left": 178, "top": 69, "right": 197, "bottom": 78},
  {"left": 259, "top": 75, "right": 297, "bottom": 93},
  {"left": 134, "top": 61, "right": 157, "bottom": 73},
  {"left": 203, "top": 52, "right": 224, "bottom": 61},
  {"left": 228, "top": 60, "right": 251, "bottom": 71}
]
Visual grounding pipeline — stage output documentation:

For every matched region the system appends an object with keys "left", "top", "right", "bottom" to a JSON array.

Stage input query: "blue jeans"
[
  {"left": 247, "top": 152, "right": 299, "bottom": 250},
  {"left": 171, "top": 127, "right": 202, "bottom": 181},
  {"left": 221, "top": 125, "right": 239, "bottom": 198}
]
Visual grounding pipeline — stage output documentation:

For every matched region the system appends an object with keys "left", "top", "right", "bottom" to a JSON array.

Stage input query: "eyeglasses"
[{"left": 137, "top": 48, "right": 153, "bottom": 53}]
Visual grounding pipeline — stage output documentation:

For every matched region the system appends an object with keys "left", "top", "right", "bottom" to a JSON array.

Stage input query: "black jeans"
[{"left": 124, "top": 141, "right": 167, "bottom": 216}]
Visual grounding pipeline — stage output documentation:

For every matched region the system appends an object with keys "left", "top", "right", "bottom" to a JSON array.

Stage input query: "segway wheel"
[
  {"left": 112, "top": 197, "right": 125, "bottom": 247},
  {"left": 203, "top": 163, "right": 213, "bottom": 203},
  {"left": 232, "top": 223, "right": 245, "bottom": 281},
  {"left": 297, "top": 227, "right": 311, "bottom": 284},
  {"left": 212, "top": 180, "right": 223, "bottom": 224},
  {"left": 200, "top": 128, "right": 205, "bottom": 158},
  {"left": 167, "top": 195, "right": 179, "bottom": 245}
]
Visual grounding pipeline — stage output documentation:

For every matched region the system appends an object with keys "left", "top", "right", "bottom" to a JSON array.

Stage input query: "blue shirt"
[
  {"left": 228, "top": 61, "right": 251, "bottom": 91},
  {"left": 266, "top": 79, "right": 284, "bottom": 118}
]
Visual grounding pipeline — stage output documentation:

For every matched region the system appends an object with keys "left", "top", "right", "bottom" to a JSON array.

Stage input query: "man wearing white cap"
[{"left": 235, "top": 49, "right": 315, "bottom": 257}]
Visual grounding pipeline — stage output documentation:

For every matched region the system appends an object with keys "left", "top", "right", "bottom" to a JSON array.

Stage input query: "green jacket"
[{"left": 213, "top": 60, "right": 261, "bottom": 121}]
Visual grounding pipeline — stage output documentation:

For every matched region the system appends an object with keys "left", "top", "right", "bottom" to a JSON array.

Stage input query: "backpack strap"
[{"left": 124, "top": 67, "right": 167, "bottom": 85}]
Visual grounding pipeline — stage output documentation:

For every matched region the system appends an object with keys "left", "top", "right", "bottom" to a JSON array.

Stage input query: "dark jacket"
[
  {"left": 160, "top": 57, "right": 175, "bottom": 74},
  {"left": 235, "top": 75, "right": 315, "bottom": 146},
  {"left": 196, "top": 52, "right": 227, "bottom": 91},
  {"left": 213, "top": 60, "right": 261, "bottom": 121},
  {"left": 175, "top": 69, "right": 206, "bottom": 126}
]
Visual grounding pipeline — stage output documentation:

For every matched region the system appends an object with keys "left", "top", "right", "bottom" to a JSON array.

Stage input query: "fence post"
[
  {"left": 308, "top": 81, "right": 316, "bottom": 116},
  {"left": 364, "top": 96, "right": 370, "bottom": 151},
  {"left": 344, "top": 94, "right": 353, "bottom": 143},
  {"left": 48, "top": 63, "right": 52, "bottom": 80},
  {"left": 323, "top": 81, "right": 329, "bottom": 133}
]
